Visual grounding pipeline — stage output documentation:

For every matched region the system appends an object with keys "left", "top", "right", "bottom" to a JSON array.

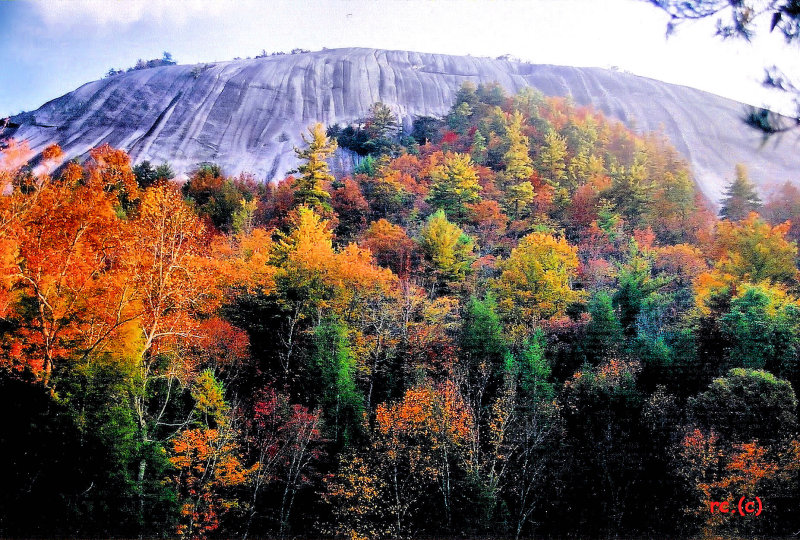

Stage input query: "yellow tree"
[
  {"left": 292, "top": 123, "right": 337, "bottom": 212},
  {"left": 417, "top": 209, "right": 476, "bottom": 293},
  {"left": 426, "top": 152, "right": 482, "bottom": 221},
  {"left": 494, "top": 232, "right": 582, "bottom": 337},
  {"left": 714, "top": 212, "right": 798, "bottom": 286},
  {"left": 503, "top": 111, "right": 534, "bottom": 183}
]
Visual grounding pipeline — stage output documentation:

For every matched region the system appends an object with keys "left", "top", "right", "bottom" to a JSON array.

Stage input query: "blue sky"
[{"left": 1, "top": 0, "right": 798, "bottom": 118}]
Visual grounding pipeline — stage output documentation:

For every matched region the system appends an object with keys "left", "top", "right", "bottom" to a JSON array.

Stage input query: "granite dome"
[{"left": 4, "top": 47, "right": 797, "bottom": 203}]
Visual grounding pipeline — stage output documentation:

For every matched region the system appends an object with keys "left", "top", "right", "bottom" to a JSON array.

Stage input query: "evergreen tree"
[
  {"left": 364, "top": 102, "right": 400, "bottom": 155},
  {"left": 133, "top": 161, "right": 158, "bottom": 189},
  {"left": 720, "top": 163, "right": 762, "bottom": 221},
  {"left": 313, "top": 319, "right": 365, "bottom": 448},
  {"left": 584, "top": 291, "right": 624, "bottom": 362}
]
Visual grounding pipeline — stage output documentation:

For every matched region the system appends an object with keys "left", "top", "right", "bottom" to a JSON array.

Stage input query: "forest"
[{"left": 2, "top": 82, "right": 800, "bottom": 539}]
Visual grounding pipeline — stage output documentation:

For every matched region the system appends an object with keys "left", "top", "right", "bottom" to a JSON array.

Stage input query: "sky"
[{"left": 1, "top": 0, "right": 799, "bottom": 118}]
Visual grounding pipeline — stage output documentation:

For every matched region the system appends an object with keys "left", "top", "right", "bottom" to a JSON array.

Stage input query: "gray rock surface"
[{"left": 3, "top": 47, "right": 798, "bottom": 204}]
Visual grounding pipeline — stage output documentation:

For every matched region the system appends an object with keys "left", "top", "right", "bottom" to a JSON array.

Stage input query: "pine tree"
[
  {"left": 364, "top": 102, "right": 400, "bottom": 155},
  {"left": 293, "top": 123, "right": 337, "bottom": 212},
  {"left": 720, "top": 163, "right": 761, "bottom": 221}
]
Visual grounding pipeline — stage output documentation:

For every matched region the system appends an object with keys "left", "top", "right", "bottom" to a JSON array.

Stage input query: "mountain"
[{"left": 3, "top": 47, "right": 797, "bottom": 203}]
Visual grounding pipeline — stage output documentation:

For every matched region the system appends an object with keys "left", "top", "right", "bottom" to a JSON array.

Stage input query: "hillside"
[
  {"left": 5, "top": 47, "right": 800, "bottom": 540},
  {"left": 3, "top": 47, "right": 797, "bottom": 202}
]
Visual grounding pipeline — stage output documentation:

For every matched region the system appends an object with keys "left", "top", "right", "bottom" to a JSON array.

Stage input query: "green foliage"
[
  {"left": 133, "top": 160, "right": 174, "bottom": 189},
  {"left": 719, "top": 284, "right": 800, "bottom": 376},
  {"left": 105, "top": 52, "right": 177, "bottom": 77},
  {"left": 10, "top": 83, "right": 800, "bottom": 540},
  {"left": 689, "top": 368, "right": 798, "bottom": 444},
  {"left": 559, "top": 359, "right": 643, "bottom": 531},
  {"left": 354, "top": 154, "right": 378, "bottom": 176},
  {"left": 515, "top": 328, "right": 554, "bottom": 401},
  {"left": 411, "top": 116, "right": 442, "bottom": 146},
  {"left": 720, "top": 164, "right": 762, "bottom": 221},
  {"left": 328, "top": 123, "right": 371, "bottom": 156},
  {"left": 364, "top": 102, "right": 401, "bottom": 156},
  {"left": 584, "top": 291, "right": 623, "bottom": 362},
  {"left": 461, "top": 293, "right": 508, "bottom": 368},
  {"left": 613, "top": 243, "right": 668, "bottom": 337},
  {"left": 470, "top": 130, "right": 488, "bottom": 164},
  {"left": 182, "top": 163, "right": 247, "bottom": 232},
  {"left": 313, "top": 319, "right": 365, "bottom": 447},
  {"left": 447, "top": 82, "right": 478, "bottom": 134}
]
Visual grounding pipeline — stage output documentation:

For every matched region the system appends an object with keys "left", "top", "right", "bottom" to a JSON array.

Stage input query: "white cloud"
[{"left": 32, "top": 0, "right": 229, "bottom": 27}]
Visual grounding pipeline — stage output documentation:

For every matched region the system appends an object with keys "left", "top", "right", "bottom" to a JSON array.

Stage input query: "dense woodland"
[{"left": 2, "top": 83, "right": 800, "bottom": 539}]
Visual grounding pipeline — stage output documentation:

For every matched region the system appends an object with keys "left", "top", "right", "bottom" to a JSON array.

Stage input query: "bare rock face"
[{"left": 4, "top": 47, "right": 797, "bottom": 203}]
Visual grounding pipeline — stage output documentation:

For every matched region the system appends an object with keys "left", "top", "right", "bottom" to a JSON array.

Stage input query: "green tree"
[
  {"left": 720, "top": 164, "right": 762, "bottom": 221},
  {"left": 182, "top": 164, "right": 244, "bottom": 232},
  {"left": 364, "top": 102, "right": 400, "bottom": 156},
  {"left": 133, "top": 161, "right": 158, "bottom": 189},
  {"left": 584, "top": 291, "right": 624, "bottom": 363},
  {"left": 448, "top": 102, "right": 474, "bottom": 134},
  {"left": 411, "top": 116, "right": 442, "bottom": 146},
  {"left": 719, "top": 284, "right": 800, "bottom": 377},
  {"left": 313, "top": 319, "right": 365, "bottom": 447},
  {"left": 471, "top": 129, "right": 488, "bottom": 164},
  {"left": 560, "top": 359, "right": 643, "bottom": 532},
  {"left": 447, "top": 82, "right": 478, "bottom": 134},
  {"left": 514, "top": 328, "right": 555, "bottom": 401},
  {"left": 461, "top": 293, "right": 508, "bottom": 370},
  {"left": 613, "top": 242, "right": 668, "bottom": 337},
  {"left": 689, "top": 368, "right": 798, "bottom": 444}
]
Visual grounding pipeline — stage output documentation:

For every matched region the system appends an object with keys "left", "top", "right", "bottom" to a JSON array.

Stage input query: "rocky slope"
[{"left": 3, "top": 47, "right": 797, "bottom": 203}]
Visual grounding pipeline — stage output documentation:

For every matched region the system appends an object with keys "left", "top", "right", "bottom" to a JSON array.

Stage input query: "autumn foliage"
[{"left": 3, "top": 82, "right": 800, "bottom": 539}]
